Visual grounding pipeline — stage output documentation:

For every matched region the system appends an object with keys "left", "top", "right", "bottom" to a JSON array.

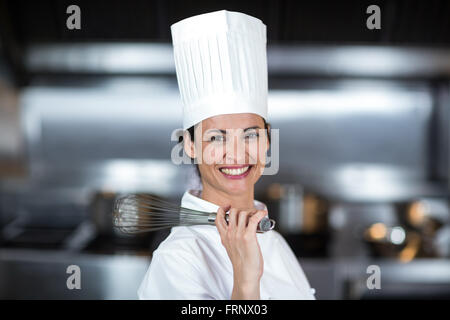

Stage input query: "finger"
[
  {"left": 237, "top": 208, "right": 258, "bottom": 232},
  {"left": 246, "top": 209, "right": 259, "bottom": 218},
  {"left": 227, "top": 208, "right": 238, "bottom": 230},
  {"left": 246, "top": 210, "right": 268, "bottom": 234},
  {"left": 237, "top": 210, "right": 251, "bottom": 233},
  {"left": 215, "top": 206, "right": 228, "bottom": 236}
]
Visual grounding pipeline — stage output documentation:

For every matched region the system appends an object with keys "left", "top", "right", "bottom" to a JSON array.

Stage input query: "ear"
[
  {"left": 183, "top": 130, "right": 196, "bottom": 159},
  {"left": 265, "top": 122, "right": 271, "bottom": 152}
]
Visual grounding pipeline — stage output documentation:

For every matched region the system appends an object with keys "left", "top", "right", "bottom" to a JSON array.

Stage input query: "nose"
[{"left": 224, "top": 134, "right": 247, "bottom": 165}]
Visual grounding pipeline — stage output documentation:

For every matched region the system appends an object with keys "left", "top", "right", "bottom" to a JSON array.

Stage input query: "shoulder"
[
  {"left": 138, "top": 226, "right": 222, "bottom": 299},
  {"left": 154, "top": 225, "right": 220, "bottom": 256},
  {"left": 259, "top": 230, "right": 302, "bottom": 265},
  {"left": 145, "top": 225, "right": 225, "bottom": 285},
  {"left": 268, "top": 229, "right": 289, "bottom": 244},
  {"left": 258, "top": 229, "right": 287, "bottom": 246}
]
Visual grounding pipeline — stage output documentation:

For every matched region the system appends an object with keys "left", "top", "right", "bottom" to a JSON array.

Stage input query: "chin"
[{"left": 223, "top": 180, "right": 253, "bottom": 194}]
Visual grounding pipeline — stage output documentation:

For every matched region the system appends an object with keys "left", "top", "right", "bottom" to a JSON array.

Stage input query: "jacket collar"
[{"left": 181, "top": 189, "right": 267, "bottom": 213}]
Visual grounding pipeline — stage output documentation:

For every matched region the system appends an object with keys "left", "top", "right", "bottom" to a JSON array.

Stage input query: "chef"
[{"left": 138, "top": 9, "right": 315, "bottom": 300}]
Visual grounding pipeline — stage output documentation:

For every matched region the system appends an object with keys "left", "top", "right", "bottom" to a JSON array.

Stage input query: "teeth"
[{"left": 220, "top": 166, "right": 250, "bottom": 176}]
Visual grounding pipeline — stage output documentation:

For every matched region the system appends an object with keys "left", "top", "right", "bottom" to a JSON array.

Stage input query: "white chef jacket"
[{"left": 138, "top": 189, "right": 316, "bottom": 300}]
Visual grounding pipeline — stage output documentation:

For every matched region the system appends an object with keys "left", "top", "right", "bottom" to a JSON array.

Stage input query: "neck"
[{"left": 200, "top": 180, "right": 255, "bottom": 210}]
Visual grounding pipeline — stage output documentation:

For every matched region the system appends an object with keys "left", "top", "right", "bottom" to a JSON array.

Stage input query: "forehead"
[{"left": 199, "top": 113, "right": 265, "bottom": 130}]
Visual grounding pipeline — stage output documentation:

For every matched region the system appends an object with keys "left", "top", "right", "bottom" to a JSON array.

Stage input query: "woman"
[{"left": 138, "top": 10, "right": 315, "bottom": 300}]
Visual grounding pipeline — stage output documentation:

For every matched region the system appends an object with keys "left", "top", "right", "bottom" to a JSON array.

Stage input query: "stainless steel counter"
[
  {"left": 1, "top": 248, "right": 449, "bottom": 299},
  {"left": 0, "top": 249, "right": 150, "bottom": 299}
]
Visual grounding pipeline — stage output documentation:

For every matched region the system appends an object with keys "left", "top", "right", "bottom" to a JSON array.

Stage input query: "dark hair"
[{"left": 180, "top": 118, "right": 271, "bottom": 177}]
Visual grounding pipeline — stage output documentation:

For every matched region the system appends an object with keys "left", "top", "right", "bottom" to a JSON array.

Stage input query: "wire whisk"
[{"left": 112, "top": 194, "right": 276, "bottom": 234}]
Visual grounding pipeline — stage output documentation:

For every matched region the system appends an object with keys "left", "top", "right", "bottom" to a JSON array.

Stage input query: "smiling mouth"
[{"left": 218, "top": 165, "right": 253, "bottom": 179}]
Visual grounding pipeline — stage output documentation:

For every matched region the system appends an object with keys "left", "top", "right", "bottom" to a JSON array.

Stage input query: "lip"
[
  {"left": 218, "top": 165, "right": 253, "bottom": 180},
  {"left": 218, "top": 165, "right": 250, "bottom": 169}
]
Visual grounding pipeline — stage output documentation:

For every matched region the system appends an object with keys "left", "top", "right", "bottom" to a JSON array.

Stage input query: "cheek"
[
  {"left": 247, "top": 139, "right": 267, "bottom": 165},
  {"left": 201, "top": 143, "right": 225, "bottom": 165}
]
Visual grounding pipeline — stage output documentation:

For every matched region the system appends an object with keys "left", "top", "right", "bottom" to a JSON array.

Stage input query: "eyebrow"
[{"left": 208, "top": 126, "right": 262, "bottom": 134}]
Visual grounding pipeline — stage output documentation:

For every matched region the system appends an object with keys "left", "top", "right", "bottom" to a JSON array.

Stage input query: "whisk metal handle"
[{"left": 208, "top": 213, "right": 276, "bottom": 233}]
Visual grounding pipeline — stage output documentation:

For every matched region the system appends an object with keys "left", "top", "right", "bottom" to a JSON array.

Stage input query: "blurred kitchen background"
[{"left": 1, "top": 0, "right": 450, "bottom": 299}]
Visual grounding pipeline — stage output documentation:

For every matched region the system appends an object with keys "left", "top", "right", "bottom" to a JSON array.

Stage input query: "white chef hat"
[{"left": 170, "top": 10, "right": 268, "bottom": 130}]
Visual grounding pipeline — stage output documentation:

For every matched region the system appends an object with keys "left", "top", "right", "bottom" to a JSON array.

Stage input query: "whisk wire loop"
[{"left": 113, "top": 194, "right": 276, "bottom": 234}]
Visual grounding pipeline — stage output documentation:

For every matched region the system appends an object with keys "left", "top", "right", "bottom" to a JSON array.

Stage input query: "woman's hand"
[{"left": 215, "top": 206, "right": 268, "bottom": 300}]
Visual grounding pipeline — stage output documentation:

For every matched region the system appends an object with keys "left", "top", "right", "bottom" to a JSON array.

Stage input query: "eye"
[
  {"left": 209, "top": 135, "right": 225, "bottom": 142},
  {"left": 245, "top": 131, "right": 259, "bottom": 139}
]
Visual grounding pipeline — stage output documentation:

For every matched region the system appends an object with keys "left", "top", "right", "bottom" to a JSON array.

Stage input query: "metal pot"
[{"left": 265, "top": 183, "right": 329, "bottom": 234}]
